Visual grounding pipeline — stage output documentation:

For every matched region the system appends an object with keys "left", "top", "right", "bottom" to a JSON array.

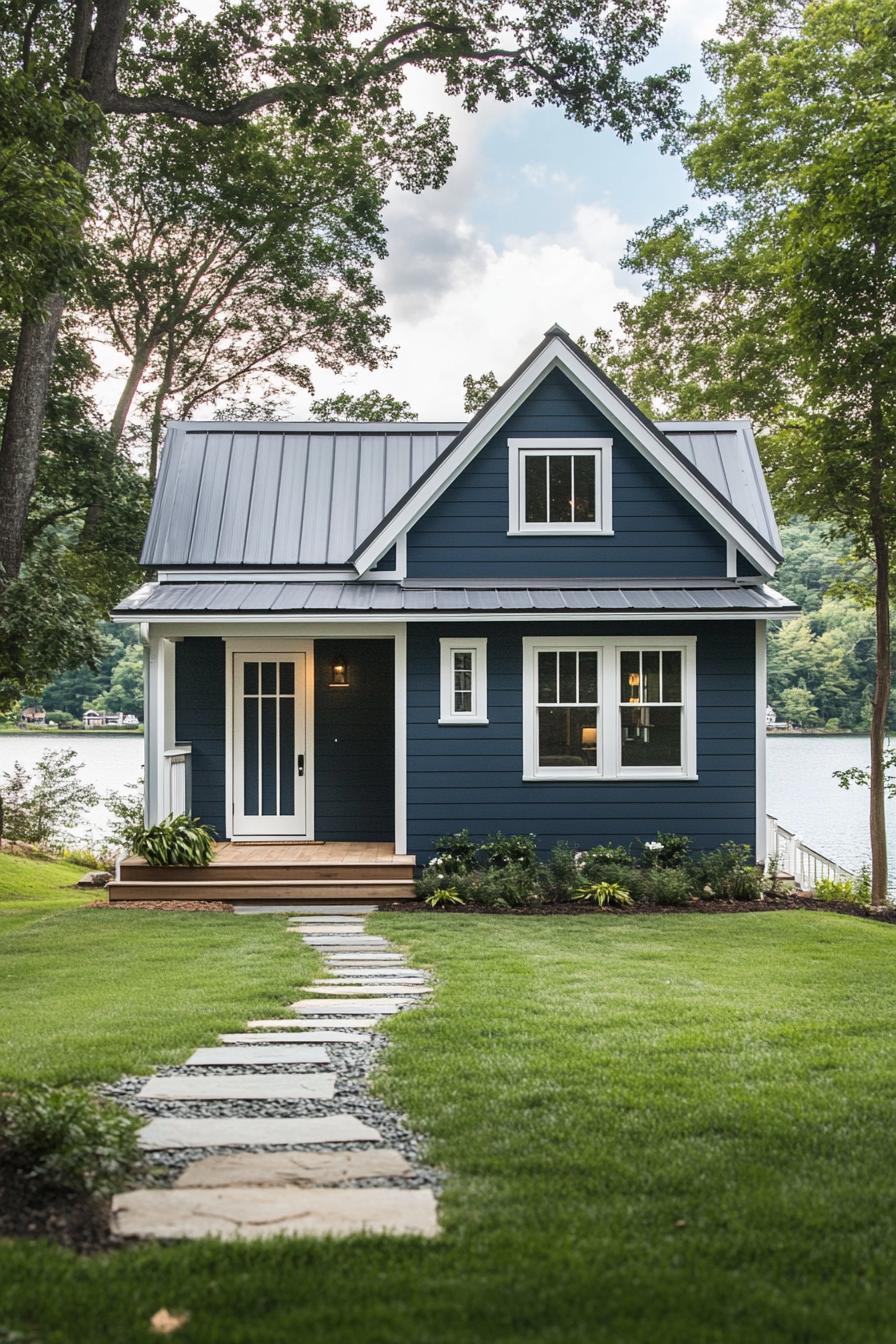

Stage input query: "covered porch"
[{"left": 129, "top": 623, "right": 412, "bottom": 900}]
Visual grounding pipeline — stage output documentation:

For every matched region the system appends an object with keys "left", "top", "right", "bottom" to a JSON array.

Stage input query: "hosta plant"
[
  {"left": 125, "top": 813, "right": 216, "bottom": 867},
  {"left": 423, "top": 886, "right": 465, "bottom": 908},
  {"left": 574, "top": 881, "right": 633, "bottom": 907}
]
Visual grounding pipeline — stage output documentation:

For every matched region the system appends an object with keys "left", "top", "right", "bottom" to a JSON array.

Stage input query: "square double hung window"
[{"left": 508, "top": 438, "right": 612, "bottom": 535}]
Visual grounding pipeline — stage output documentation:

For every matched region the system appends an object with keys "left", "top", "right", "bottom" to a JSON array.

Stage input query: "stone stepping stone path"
[
  {"left": 109, "top": 908, "right": 439, "bottom": 1241},
  {"left": 111, "top": 1187, "right": 439, "bottom": 1240},
  {"left": 140, "top": 1073, "right": 336, "bottom": 1102},
  {"left": 219, "top": 1031, "right": 371, "bottom": 1044}
]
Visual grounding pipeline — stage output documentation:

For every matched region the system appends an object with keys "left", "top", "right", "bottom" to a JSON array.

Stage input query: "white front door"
[{"left": 232, "top": 652, "right": 308, "bottom": 838}]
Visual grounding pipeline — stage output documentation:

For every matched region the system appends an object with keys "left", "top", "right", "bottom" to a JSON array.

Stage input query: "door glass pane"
[
  {"left": 549, "top": 456, "right": 573, "bottom": 523},
  {"left": 558, "top": 650, "right": 577, "bottom": 702},
  {"left": 260, "top": 697, "right": 277, "bottom": 814},
  {"left": 642, "top": 651, "right": 661, "bottom": 702},
  {"left": 538, "top": 707, "right": 597, "bottom": 767},
  {"left": 244, "top": 661, "right": 258, "bottom": 695},
  {"left": 538, "top": 652, "right": 557, "bottom": 702},
  {"left": 243, "top": 695, "right": 259, "bottom": 816},
  {"left": 279, "top": 661, "right": 295, "bottom": 695},
  {"left": 578, "top": 651, "right": 598, "bottom": 704},
  {"left": 662, "top": 651, "right": 682, "bottom": 703},
  {"left": 261, "top": 661, "right": 276, "bottom": 695},
  {"left": 573, "top": 455, "right": 596, "bottom": 522},
  {"left": 620, "top": 650, "right": 640, "bottom": 702},
  {"left": 525, "top": 455, "right": 547, "bottom": 522},
  {"left": 279, "top": 696, "right": 295, "bottom": 815},
  {"left": 620, "top": 706, "right": 681, "bottom": 767}
]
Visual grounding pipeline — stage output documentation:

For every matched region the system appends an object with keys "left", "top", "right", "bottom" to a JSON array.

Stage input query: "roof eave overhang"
[{"left": 350, "top": 334, "right": 782, "bottom": 578}]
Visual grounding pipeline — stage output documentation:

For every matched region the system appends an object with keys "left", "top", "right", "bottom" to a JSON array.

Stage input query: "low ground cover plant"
[
  {"left": 0, "top": 1085, "right": 143, "bottom": 1198},
  {"left": 814, "top": 867, "right": 872, "bottom": 906},
  {"left": 417, "top": 830, "right": 775, "bottom": 909}
]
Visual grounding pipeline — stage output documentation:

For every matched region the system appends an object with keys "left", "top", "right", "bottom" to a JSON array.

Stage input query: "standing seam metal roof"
[{"left": 140, "top": 417, "right": 779, "bottom": 569}]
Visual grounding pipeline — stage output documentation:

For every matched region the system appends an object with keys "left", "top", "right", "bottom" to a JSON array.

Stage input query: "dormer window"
[{"left": 508, "top": 438, "right": 613, "bottom": 535}]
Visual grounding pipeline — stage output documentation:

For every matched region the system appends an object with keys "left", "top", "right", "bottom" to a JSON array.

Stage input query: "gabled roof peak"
[{"left": 544, "top": 322, "right": 570, "bottom": 337}]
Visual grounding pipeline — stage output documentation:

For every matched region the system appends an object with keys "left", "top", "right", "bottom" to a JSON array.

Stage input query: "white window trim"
[
  {"left": 522, "top": 635, "right": 697, "bottom": 781},
  {"left": 508, "top": 437, "right": 613, "bottom": 536},
  {"left": 439, "top": 637, "right": 488, "bottom": 724}
]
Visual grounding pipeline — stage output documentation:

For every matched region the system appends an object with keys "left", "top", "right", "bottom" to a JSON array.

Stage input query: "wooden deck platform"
[{"left": 108, "top": 841, "right": 417, "bottom": 904}]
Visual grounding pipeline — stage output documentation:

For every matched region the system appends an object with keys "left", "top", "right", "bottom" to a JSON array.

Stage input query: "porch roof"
[{"left": 113, "top": 579, "right": 799, "bottom": 619}]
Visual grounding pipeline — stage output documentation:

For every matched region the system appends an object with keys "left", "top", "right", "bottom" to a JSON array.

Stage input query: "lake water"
[{"left": 0, "top": 732, "right": 891, "bottom": 877}]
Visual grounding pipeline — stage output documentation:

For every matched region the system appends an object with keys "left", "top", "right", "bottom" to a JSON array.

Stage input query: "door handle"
[{"left": 297, "top": 754, "right": 304, "bottom": 777}]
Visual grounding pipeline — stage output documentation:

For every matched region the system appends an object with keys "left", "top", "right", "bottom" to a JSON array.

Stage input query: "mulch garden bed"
[
  {"left": 88, "top": 899, "right": 233, "bottom": 913},
  {"left": 0, "top": 1163, "right": 117, "bottom": 1254},
  {"left": 381, "top": 896, "right": 896, "bottom": 922}
]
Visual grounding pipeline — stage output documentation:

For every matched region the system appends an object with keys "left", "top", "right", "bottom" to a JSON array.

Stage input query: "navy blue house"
[{"left": 114, "top": 326, "right": 798, "bottom": 870}]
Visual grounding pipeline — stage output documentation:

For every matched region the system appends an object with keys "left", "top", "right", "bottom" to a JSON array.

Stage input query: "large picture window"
[
  {"left": 508, "top": 437, "right": 613, "bottom": 535},
  {"left": 522, "top": 637, "right": 696, "bottom": 780}
]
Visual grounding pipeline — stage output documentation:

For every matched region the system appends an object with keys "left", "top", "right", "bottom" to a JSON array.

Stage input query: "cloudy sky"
[
  {"left": 297, "top": 0, "right": 728, "bottom": 418},
  {"left": 100, "top": 0, "right": 727, "bottom": 421}
]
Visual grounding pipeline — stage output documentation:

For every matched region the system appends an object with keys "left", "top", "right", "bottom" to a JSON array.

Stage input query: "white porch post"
[
  {"left": 755, "top": 620, "right": 768, "bottom": 864},
  {"left": 144, "top": 632, "right": 177, "bottom": 825},
  {"left": 394, "top": 624, "right": 408, "bottom": 855}
]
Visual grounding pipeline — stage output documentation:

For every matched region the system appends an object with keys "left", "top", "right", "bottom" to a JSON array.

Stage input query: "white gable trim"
[{"left": 350, "top": 337, "right": 780, "bottom": 578}]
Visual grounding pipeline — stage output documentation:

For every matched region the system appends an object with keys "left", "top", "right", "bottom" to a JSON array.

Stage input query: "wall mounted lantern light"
[{"left": 329, "top": 656, "right": 350, "bottom": 688}]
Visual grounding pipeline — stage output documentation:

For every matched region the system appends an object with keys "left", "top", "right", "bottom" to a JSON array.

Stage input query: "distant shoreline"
[
  {"left": 0, "top": 726, "right": 144, "bottom": 737},
  {"left": 766, "top": 729, "right": 872, "bottom": 738}
]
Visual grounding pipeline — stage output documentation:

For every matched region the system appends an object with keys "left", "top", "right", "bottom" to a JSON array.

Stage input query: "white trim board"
[
  {"left": 116, "top": 608, "right": 799, "bottom": 632},
  {"left": 350, "top": 336, "right": 780, "bottom": 577},
  {"left": 755, "top": 620, "right": 768, "bottom": 863}
]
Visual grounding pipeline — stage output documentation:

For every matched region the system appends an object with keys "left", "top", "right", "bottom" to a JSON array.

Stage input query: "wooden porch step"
[
  {"left": 119, "top": 861, "right": 415, "bottom": 884},
  {"left": 107, "top": 879, "right": 416, "bottom": 903}
]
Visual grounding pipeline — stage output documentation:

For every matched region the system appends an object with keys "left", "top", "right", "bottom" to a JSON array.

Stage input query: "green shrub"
[
  {"left": 482, "top": 831, "right": 539, "bottom": 870},
  {"left": 0, "top": 1086, "right": 143, "bottom": 1197},
  {"left": 416, "top": 866, "right": 452, "bottom": 900},
  {"left": 459, "top": 862, "right": 540, "bottom": 908},
  {"left": 537, "top": 844, "right": 580, "bottom": 902},
  {"left": 422, "top": 886, "right": 465, "bottom": 908},
  {"left": 579, "top": 844, "right": 633, "bottom": 876},
  {"left": 640, "top": 832, "right": 691, "bottom": 869},
  {"left": 431, "top": 828, "right": 478, "bottom": 875},
  {"left": 814, "top": 874, "right": 871, "bottom": 906},
  {"left": 642, "top": 867, "right": 694, "bottom": 906},
  {"left": 695, "top": 842, "right": 761, "bottom": 901},
  {"left": 124, "top": 813, "right": 216, "bottom": 867},
  {"left": 573, "top": 881, "right": 633, "bottom": 907}
]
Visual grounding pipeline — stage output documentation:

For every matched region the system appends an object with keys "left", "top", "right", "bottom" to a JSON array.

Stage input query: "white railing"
[
  {"left": 163, "top": 744, "right": 192, "bottom": 818},
  {"left": 766, "top": 814, "right": 855, "bottom": 890}
]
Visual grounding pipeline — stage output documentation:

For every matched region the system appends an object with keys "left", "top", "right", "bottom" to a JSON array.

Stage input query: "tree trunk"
[
  {"left": 0, "top": 0, "right": 131, "bottom": 583},
  {"left": 0, "top": 296, "right": 66, "bottom": 578},
  {"left": 109, "top": 340, "right": 156, "bottom": 446},
  {"left": 869, "top": 514, "right": 891, "bottom": 906},
  {"left": 148, "top": 338, "right": 177, "bottom": 481}
]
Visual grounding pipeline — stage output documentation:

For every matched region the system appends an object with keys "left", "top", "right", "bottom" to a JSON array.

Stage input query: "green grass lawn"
[
  {"left": 0, "top": 849, "right": 94, "bottom": 932},
  {"left": 2, "top": 898, "right": 896, "bottom": 1343}
]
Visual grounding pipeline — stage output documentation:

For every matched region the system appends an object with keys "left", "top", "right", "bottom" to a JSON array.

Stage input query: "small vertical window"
[
  {"left": 440, "top": 638, "right": 488, "bottom": 724},
  {"left": 535, "top": 649, "right": 600, "bottom": 770}
]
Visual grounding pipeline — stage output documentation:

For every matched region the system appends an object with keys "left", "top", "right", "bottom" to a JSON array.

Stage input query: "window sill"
[
  {"left": 507, "top": 527, "right": 614, "bottom": 538},
  {"left": 438, "top": 716, "right": 490, "bottom": 726},
  {"left": 521, "top": 772, "right": 698, "bottom": 783}
]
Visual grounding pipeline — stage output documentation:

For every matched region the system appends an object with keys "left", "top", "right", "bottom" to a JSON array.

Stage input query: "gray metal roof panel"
[
  {"left": 114, "top": 580, "right": 799, "bottom": 618},
  {"left": 141, "top": 411, "right": 779, "bottom": 568}
]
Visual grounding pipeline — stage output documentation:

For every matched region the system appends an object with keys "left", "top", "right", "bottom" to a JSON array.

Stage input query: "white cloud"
[{"left": 304, "top": 202, "right": 639, "bottom": 418}]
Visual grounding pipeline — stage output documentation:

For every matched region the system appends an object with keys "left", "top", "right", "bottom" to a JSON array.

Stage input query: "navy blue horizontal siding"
[
  {"left": 175, "top": 637, "right": 226, "bottom": 836},
  {"left": 406, "top": 368, "right": 727, "bottom": 578},
  {"left": 314, "top": 639, "right": 394, "bottom": 842},
  {"left": 406, "top": 620, "right": 756, "bottom": 860}
]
